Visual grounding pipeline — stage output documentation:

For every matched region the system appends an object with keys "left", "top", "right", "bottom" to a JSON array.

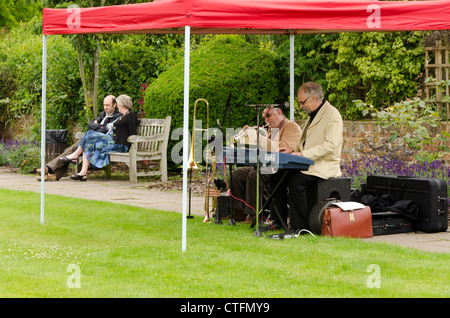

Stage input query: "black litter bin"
[{"left": 45, "top": 129, "right": 68, "bottom": 163}]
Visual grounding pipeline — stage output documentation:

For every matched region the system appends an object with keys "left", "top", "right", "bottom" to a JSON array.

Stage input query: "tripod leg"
[
  {"left": 227, "top": 164, "right": 236, "bottom": 225},
  {"left": 187, "top": 168, "right": 194, "bottom": 219}
]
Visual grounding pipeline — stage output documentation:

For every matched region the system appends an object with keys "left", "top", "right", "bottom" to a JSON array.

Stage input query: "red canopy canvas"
[{"left": 43, "top": 0, "right": 450, "bottom": 35}]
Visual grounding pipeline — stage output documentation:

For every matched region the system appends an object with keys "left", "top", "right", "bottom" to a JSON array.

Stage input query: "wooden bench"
[{"left": 75, "top": 116, "right": 172, "bottom": 182}]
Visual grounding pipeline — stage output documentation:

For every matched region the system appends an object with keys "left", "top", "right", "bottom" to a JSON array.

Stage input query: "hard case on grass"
[
  {"left": 321, "top": 202, "right": 373, "bottom": 238},
  {"left": 366, "top": 175, "right": 448, "bottom": 233},
  {"left": 371, "top": 211, "right": 414, "bottom": 236}
]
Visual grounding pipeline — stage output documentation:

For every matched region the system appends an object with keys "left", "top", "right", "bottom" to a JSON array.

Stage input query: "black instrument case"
[{"left": 366, "top": 175, "right": 448, "bottom": 233}]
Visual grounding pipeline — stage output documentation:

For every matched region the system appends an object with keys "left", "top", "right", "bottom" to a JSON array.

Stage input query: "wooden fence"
[{"left": 425, "top": 42, "right": 450, "bottom": 119}]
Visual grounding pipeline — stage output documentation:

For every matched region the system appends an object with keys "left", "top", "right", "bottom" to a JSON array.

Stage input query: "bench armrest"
[{"left": 75, "top": 132, "right": 85, "bottom": 141}]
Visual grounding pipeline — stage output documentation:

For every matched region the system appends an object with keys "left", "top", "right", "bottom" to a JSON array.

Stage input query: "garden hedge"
[{"left": 144, "top": 35, "right": 282, "bottom": 166}]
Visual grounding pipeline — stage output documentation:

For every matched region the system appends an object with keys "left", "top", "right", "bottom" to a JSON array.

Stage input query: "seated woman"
[{"left": 61, "top": 94, "right": 138, "bottom": 181}]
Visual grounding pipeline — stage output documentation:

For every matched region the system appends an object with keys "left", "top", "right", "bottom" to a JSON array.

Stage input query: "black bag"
[
  {"left": 371, "top": 211, "right": 414, "bottom": 236},
  {"left": 366, "top": 175, "right": 448, "bottom": 233}
]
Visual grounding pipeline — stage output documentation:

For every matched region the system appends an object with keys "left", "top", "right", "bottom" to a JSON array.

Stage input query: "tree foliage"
[
  {"left": 325, "top": 32, "right": 425, "bottom": 119},
  {"left": 0, "top": 0, "right": 41, "bottom": 28},
  {"left": 99, "top": 34, "right": 183, "bottom": 110},
  {"left": 0, "top": 22, "right": 182, "bottom": 140},
  {"left": 144, "top": 35, "right": 281, "bottom": 164},
  {"left": 44, "top": 0, "right": 149, "bottom": 119},
  {"left": 268, "top": 32, "right": 426, "bottom": 120},
  {"left": 0, "top": 23, "right": 46, "bottom": 130},
  {"left": 0, "top": 0, "right": 440, "bottom": 144}
]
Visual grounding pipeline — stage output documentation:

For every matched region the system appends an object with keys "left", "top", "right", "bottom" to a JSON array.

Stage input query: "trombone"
[
  {"left": 188, "top": 98, "right": 218, "bottom": 223},
  {"left": 188, "top": 98, "right": 209, "bottom": 169}
]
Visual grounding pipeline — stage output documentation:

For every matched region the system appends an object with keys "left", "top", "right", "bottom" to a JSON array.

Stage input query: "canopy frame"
[{"left": 40, "top": 0, "right": 450, "bottom": 251}]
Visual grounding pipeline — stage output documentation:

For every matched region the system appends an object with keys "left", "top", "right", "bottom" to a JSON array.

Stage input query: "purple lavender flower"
[{"left": 342, "top": 156, "right": 450, "bottom": 203}]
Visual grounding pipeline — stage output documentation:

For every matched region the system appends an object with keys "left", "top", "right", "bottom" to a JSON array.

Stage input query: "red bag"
[{"left": 322, "top": 202, "right": 373, "bottom": 238}]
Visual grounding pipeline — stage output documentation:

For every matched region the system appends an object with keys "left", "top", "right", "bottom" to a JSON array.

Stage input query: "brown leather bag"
[{"left": 322, "top": 204, "right": 373, "bottom": 238}]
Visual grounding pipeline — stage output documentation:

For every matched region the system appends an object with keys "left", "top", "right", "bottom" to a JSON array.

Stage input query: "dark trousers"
[
  {"left": 46, "top": 142, "right": 79, "bottom": 179},
  {"left": 271, "top": 170, "right": 318, "bottom": 230},
  {"left": 231, "top": 166, "right": 269, "bottom": 216}
]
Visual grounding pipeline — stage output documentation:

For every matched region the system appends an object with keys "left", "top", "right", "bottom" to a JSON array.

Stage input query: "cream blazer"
[{"left": 293, "top": 101, "right": 343, "bottom": 179}]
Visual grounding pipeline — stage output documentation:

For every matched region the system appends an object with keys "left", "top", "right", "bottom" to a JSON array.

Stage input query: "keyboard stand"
[{"left": 251, "top": 169, "right": 290, "bottom": 233}]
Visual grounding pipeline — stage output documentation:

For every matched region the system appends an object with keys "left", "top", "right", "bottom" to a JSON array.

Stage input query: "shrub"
[
  {"left": 0, "top": 23, "right": 43, "bottom": 129},
  {"left": 371, "top": 98, "right": 449, "bottom": 163},
  {"left": 0, "top": 137, "right": 40, "bottom": 173},
  {"left": 98, "top": 34, "right": 183, "bottom": 118},
  {"left": 326, "top": 32, "right": 424, "bottom": 118},
  {"left": 144, "top": 35, "right": 281, "bottom": 167},
  {"left": 0, "top": 24, "right": 182, "bottom": 141},
  {"left": 0, "top": 144, "right": 7, "bottom": 166},
  {"left": 0, "top": 22, "right": 83, "bottom": 137}
]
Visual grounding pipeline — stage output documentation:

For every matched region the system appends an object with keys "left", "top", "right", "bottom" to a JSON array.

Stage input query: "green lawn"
[{"left": 0, "top": 188, "right": 448, "bottom": 298}]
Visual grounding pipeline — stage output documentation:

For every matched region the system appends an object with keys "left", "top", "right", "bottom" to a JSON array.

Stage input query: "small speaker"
[
  {"left": 306, "top": 177, "right": 351, "bottom": 214},
  {"left": 216, "top": 194, "right": 232, "bottom": 219}
]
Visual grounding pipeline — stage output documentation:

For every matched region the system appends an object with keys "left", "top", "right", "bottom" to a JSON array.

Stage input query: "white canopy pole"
[
  {"left": 40, "top": 34, "right": 47, "bottom": 225},
  {"left": 182, "top": 26, "right": 191, "bottom": 252},
  {"left": 289, "top": 31, "right": 295, "bottom": 121}
]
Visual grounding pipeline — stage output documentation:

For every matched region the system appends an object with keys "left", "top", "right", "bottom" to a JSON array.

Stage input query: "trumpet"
[{"left": 233, "top": 123, "right": 269, "bottom": 141}]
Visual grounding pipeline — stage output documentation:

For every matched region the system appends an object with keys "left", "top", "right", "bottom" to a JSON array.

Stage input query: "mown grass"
[{"left": 0, "top": 189, "right": 448, "bottom": 298}]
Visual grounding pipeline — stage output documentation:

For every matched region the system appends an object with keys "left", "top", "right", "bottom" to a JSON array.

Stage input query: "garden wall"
[{"left": 296, "top": 120, "right": 450, "bottom": 164}]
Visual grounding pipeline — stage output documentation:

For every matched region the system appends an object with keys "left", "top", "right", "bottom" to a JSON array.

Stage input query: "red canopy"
[{"left": 43, "top": 0, "right": 450, "bottom": 35}]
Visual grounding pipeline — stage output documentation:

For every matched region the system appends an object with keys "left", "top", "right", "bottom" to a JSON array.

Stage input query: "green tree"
[
  {"left": 0, "top": 21, "right": 181, "bottom": 139},
  {"left": 0, "top": 0, "right": 41, "bottom": 28},
  {"left": 274, "top": 33, "right": 337, "bottom": 118},
  {"left": 98, "top": 34, "right": 183, "bottom": 113},
  {"left": 144, "top": 35, "right": 281, "bottom": 167},
  {"left": 325, "top": 32, "right": 424, "bottom": 119},
  {"left": 45, "top": 0, "right": 148, "bottom": 119},
  {"left": 372, "top": 98, "right": 449, "bottom": 163},
  {"left": 272, "top": 32, "right": 425, "bottom": 120},
  {"left": 0, "top": 22, "right": 82, "bottom": 135}
]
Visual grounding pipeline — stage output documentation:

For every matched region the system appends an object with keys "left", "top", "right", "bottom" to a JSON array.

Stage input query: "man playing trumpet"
[{"left": 230, "top": 105, "right": 302, "bottom": 224}]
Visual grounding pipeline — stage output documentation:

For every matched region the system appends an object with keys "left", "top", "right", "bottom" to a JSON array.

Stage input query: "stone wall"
[{"left": 296, "top": 119, "right": 450, "bottom": 164}]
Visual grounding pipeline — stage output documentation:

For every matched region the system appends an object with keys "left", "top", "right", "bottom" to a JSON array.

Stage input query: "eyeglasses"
[{"left": 298, "top": 96, "right": 310, "bottom": 106}]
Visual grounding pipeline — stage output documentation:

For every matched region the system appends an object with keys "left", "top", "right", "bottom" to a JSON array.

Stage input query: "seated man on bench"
[
  {"left": 36, "top": 95, "right": 121, "bottom": 181},
  {"left": 270, "top": 82, "right": 344, "bottom": 234}
]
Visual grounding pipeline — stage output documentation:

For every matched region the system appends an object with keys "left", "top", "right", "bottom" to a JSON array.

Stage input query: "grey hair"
[
  {"left": 116, "top": 94, "right": 133, "bottom": 110},
  {"left": 300, "top": 82, "right": 324, "bottom": 101},
  {"left": 272, "top": 107, "right": 285, "bottom": 117}
]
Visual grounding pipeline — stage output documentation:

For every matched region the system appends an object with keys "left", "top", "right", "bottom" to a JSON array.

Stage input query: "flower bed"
[
  {"left": 342, "top": 156, "right": 450, "bottom": 213},
  {"left": 0, "top": 137, "right": 40, "bottom": 173}
]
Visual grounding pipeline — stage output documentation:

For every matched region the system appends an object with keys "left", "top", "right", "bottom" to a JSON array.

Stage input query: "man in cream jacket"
[{"left": 273, "top": 82, "right": 343, "bottom": 232}]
